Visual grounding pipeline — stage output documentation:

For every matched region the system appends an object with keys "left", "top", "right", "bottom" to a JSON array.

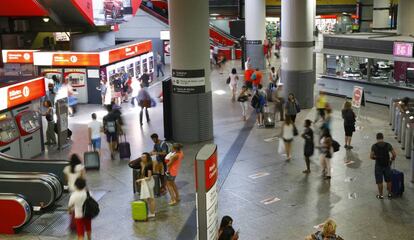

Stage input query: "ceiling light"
[
  {"left": 43, "top": 17, "right": 50, "bottom": 23},
  {"left": 210, "top": 13, "right": 220, "bottom": 17}
]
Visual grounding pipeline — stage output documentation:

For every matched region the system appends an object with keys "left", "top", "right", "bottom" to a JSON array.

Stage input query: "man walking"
[
  {"left": 156, "top": 52, "right": 164, "bottom": 78},
  {"left": 370, "top": 133, "right": 397, "bottom": 199}
]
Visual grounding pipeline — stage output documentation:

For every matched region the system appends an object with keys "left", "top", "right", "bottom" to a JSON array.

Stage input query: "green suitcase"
[{"left": 131, "top": 201, "right": 147, "bottom": 221}]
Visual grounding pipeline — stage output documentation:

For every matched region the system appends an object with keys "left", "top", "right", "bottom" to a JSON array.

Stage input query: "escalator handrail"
[
  {"left": 0, "top": 152, "right": 69, "bottom": 165},
  {"left": 140, "top": 4, "right": 169, "bottom": 25},
  {"left": 209, "top": 23, "right": 240, "bottom": 42}
]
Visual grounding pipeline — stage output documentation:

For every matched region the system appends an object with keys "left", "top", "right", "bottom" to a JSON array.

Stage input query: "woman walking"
[
  {"left": 136, "top": 152, "right": 156, "bottom": 218},
  {"left": 165, "top": 143, "right": 184, "bottom": 205},
  {"left": 68, "top": 178, "right": 92, "bottom": 240},
  {"left": 285, "top": 93, "right": 300, "bottom": 123},
  {"left": 137, "top": 84, "right": 152, "bottom": 126},
  {"left": 302, "top": 119, "right": 314, "bottom": 174},
  {"left": 281, "top": 116, "right": 295, "bottom": 161},
  {"left": 319, "top": 128, "right": 333, "bottom": 180},
  {"left": 342, "top": 101, "right": 356, "bottom": 149},
  {"left": 228, "top": 68, "right": 239, "bottom": 101},
  {"left": 237, "top": 86, "right": 250, "bottom": 121}
]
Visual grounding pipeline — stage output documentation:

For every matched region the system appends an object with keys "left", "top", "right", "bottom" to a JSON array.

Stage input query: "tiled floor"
[{"left": 2, "top": 55, "right": 414, "bottom": 240}]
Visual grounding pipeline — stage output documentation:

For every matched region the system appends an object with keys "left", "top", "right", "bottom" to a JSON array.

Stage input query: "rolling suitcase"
[
  {"left": 131, "top": 201, "right": 147, "bottom": 221},
  {"left": 264, "top": 111, "right": 275, "bottom": 128},
  {"left": 84, "top": 145, "right": 100, "bottom": 170},
  {"left": 391, "top": 168, "right": 404, "bottom": 196},
  {"left": 119, "top": 134, "right": 131, "bottom": 159}
]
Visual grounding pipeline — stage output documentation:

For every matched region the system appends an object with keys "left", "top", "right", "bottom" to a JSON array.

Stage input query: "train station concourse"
[{"left": 1, "top": 0, "right": 414, "bottom": 240}]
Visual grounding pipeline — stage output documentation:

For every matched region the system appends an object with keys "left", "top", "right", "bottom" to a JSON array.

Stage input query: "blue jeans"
[{"left": 157, "top": 64, "right": 164, "bottom": 77}]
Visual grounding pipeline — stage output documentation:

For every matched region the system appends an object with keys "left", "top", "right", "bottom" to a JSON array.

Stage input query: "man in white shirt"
[{"left": 88, "top": 113, "right": 102, "bottom": 156}]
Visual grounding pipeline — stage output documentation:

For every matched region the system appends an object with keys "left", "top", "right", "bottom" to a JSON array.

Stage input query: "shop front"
[
  {"left": 318, "top": 35, "right": 414, "bottom": 105},
  {"left": 32, "top": 40, "right": 154, "bottom": 104}
]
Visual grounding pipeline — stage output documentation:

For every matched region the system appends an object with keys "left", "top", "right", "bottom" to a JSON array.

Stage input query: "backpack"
[
  {"left": 83, "top": 191, "right": 100, "bottom": 219},
  {"left": 161, "top": 141, "right": 173, "bottom": 154},
  {"left": 251, "top": 93, "right": 260, "bottom": 108},
  {"left": 374, "top": 143, "right": 391, "bottom": 166},
  {"left": 295, "top": 102, "right": 301, "bottom": 113},
  {"left": 106, "top": 120, "right": 116, "bottom": 133},
  {"left": 251, "top": 72, "right": 257, "bottom": 80},
  {"left": 332, "top": 140, "right": 340, "bottom": 152}
]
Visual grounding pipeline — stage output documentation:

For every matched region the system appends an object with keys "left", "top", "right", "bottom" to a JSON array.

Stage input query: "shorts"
[
  {"left": 255, "top": 106, "right": 264, "bottom": 113},
  {"left": 344, "top": 125, "right": 355, "bottom": 137},
  {"left": 113, "top": 91, "right": 122, "bottom": 98},
  {"left": 106, "top": 132, "right": 118, "bottom": 143},
  {"left": 91, "top": 138, "right": 101, "bottom": 150},
  {"left": 375, "top": 165, "right": 392, "bottom": 184},
  {"left": 75, "top": 218, "right": 91, "bottom": 237},
  {"left": 166, "top": 173, "right": 176, "bottom": 181},
  {"left": 283, "top": 138, "right": 293, "bottom": 143}
]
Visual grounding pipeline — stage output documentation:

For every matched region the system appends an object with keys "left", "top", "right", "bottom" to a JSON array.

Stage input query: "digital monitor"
[
  {"left": 406, "top": 68, "right": 414, "bottom": 83},
  {"left": 393, "top": 42, "right": 414, "bottom": 57}
]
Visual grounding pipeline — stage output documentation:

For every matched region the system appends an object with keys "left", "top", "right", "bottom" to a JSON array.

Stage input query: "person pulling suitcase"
[{"left": 370, "top": 133, "right": 397, "bottom": 199}]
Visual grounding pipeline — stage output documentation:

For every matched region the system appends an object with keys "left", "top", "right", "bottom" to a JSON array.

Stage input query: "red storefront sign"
[
  {"left": 6, "top": 78, "right": 46, "bottom": 109},
  {"left": 52, "top": 53, "right": 100, "bottom": 66},
  {"left": 195, "top": 147, "right": 218, "bottom": 191},
  {"left": 108, "top": 41, "right": 152, "bottom": 64},
  {"left": 2, "top": 50, "right": 37, "bottom": 64}
]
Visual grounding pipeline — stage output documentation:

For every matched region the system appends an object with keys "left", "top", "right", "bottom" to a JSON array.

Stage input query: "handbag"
[
  {"left": 293, "top": 125, "right": 299, "bottom": 136},
  {"left": 278, "top": 139, "right": 285, "bottom": 155},
  {"left": 226, "top": 77, "right": 230, "bottom": 84},
  {"left": 150, "top": 98, "right": 157, "bottom": 108},
  {"left": 139, "top": 99, "right": 151, "bottom": 108}
]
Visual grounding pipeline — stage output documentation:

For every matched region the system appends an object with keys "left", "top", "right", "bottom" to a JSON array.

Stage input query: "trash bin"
[{"left": 406, "top": 121, "right": 414, "bottom": 159}]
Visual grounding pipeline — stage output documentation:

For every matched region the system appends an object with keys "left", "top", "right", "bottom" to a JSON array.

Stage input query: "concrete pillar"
[
  {"left": 373, "top": 0, "right": 390, "bottom": 31},
  {"left": 245, "top": 0, "right": 266, "bottom": 70},
  {"left": 168, "top": 0, "right": 213, "bottom": 142},
  {"left": 281, "top": 0, "right": 314, "bottom": 109},
  {"left": 397, "top": 0, "right": 414, "bottom": 35},
  {"left": 358, "top": 0, "right": 373, "bottom": 32}
]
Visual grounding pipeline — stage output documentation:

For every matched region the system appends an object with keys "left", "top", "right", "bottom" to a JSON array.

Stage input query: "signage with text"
[
  {"left": 52, "top": 53, "right": 100, "bottom": 66},
  {"left": 108, "top": 40, "right": 152, "bottom": 64},
  {"left": 351, "top": 86, "right": 365, "bottom": 108},
  {"left": 172, "top": 69, "right": 206, "bottom": 94},
  {"left": 393, "top": 42, "right": 413, "bottom": 58},
  {"left": 0, "top": 77, "right": 46, "bottom": 111},
  {"left": 2, "top": 50, "right": 38, "bottom": 64}
]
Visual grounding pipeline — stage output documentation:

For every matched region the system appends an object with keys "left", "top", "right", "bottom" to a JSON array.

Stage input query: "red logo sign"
[
  {"left": 108, "top": 41, "right": 152, "bottom": 64},
  {"left": 52, "top": 53, "right": 100, "bottom": 66},
  {"left": 7, "top": 78, "right": 46, "bottom": 109},
  {"left": 204, "top": 153, "right": 218, "bottom": 191}
]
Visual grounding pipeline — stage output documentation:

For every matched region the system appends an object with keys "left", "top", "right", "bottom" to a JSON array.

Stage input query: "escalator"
[
  {"left": 0, "top": 193, "right": 32, "bottom": 234},
  {"left": 0, "top": 153, "right": 69, "bottom": 183},
  {"left": 140, "top": 2, "right": 242, "bottom": 59},
  {"left": 0, "top": 171, "right": 63, "bottom": 209}
]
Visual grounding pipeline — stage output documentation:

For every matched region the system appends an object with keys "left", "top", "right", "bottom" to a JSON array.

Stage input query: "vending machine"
[
  {"left": 0, "top": 111, "right": 21, "bottom": 158},
  {"left": 148, "top": 52, "right": 154, "bottom": 74},
  {"left": 12, "top": 104, "right": 42, "bottom": 159}
]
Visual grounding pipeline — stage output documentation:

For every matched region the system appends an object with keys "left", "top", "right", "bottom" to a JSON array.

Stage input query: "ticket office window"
[{"left": 64, "top": 69, "right": 86, "bottom": 87}]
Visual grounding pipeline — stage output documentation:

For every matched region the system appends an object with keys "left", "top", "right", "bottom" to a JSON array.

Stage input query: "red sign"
[
  {"left": 3, "top": 50, "right": 37, "bottom": 64},
  {"left": 52, "top": 53, "right": 100, "bottom": 66},
  {"left": 352, "top": 86, "right": 364, "bottom": 108},
  {"left": 108, "top": 41, "right": 152, "bottom": 64},
  {"left": 195, "top": 148, "right": 218, "bottom": 191},
  {"left": 0, "top": 0, "right": 47, "bottom": 17},
  {"left": 6, "top": 78, "right": 46, "bottom": 109}
]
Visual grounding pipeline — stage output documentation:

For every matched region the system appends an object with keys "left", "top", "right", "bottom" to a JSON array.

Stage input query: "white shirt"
[
  {"left": 88, "top": 120, "right": 102, "bottom": 140},
  {"left": 213, "top": 46, "right": 219, "bottom": 54},
  {"left": 282, "top": 124, "right": 294, "bottom": 140},
  {"left": 131, "top": 78, "right": 140, "bottom": 96},
  {"left": 63, "top": 164, "right": 85, "bottom": 192},
  {"left": 68, "top": 189, "right": 87, "bottom": 219}
]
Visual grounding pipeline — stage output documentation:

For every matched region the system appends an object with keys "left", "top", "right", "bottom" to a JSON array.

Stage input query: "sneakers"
[
  {"left": 302, "top": 170, "right": 311, "bottom": 174},
  {"left": 148, "top": 213, "right": 156, "bottom": 218},
  {"left": 376, "top": 195, "right": 384, "bottom": 199}
]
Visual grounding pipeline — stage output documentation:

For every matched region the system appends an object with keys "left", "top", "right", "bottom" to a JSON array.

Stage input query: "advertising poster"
[
  {"left": 92, "top": 0, "right": 141, "bottom": 26},
  {"left": 351, "top": 86, "right": 365, "bottom": 108}
]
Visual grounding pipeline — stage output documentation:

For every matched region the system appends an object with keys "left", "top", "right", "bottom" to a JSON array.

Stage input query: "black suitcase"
[
  {"left": 153, "top": 174, "right": 161, "bottom": 197},
  {"left": 118, "top": 134, "right": 131, "bottom": 159},
  {"left": 84, "top": 146, "right": 100, "bottom": 170}
]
